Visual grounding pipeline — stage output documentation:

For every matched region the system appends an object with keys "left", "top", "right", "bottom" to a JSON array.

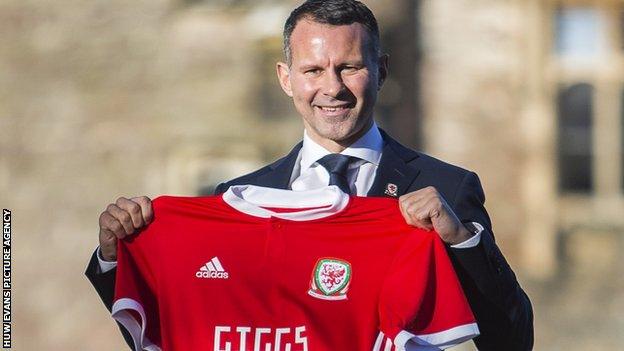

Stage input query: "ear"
[
  {"left": 377, "top": 54, "right": 389, "bottom": 90},
  {"left": 276, "top": 61, "right": 293, "bottom": 97}
]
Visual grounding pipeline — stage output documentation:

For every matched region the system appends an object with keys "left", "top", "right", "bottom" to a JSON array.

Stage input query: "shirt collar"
[{"left": 300, "top": 122, "right": 383, "bottom": 171}]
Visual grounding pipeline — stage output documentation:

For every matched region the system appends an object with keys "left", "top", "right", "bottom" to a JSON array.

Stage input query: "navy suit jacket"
[{"left": 86, "top": 129, "right": 533, "bottom": 350}]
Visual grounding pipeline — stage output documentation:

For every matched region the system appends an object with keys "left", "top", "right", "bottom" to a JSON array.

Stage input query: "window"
[
  {"left": 555, "top": 7, "right": 607, "bottom": 59},
  {"left": 557, "top": 83, "right": 593, "bottom": 193},
  {"left": 552, "top": 3, "right": 618, "bottom": 196}
]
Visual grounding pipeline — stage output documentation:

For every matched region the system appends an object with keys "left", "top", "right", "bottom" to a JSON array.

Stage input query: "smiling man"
[{"left": 86, "top": 1, "right": 533, "bottom": 350}]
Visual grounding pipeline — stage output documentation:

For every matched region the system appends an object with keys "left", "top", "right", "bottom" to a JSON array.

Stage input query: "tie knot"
[{"left": 316, "top": 154, "right": 352, "bottom": 176}]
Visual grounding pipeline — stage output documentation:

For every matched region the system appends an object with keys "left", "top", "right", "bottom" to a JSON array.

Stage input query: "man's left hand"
[{"left": 398, "top": 186, "right": 472, "bottom": 245}]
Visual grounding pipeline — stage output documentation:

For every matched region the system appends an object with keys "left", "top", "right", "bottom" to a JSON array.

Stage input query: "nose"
[{"left": 321, "top": 69, "right": 345, "bottom": 97}]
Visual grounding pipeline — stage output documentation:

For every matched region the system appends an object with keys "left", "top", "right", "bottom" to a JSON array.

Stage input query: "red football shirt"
[{"left": 113, "top": 185, "right": 478, "bottom": 351}]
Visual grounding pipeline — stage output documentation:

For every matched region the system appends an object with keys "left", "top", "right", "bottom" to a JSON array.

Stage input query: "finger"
[
  {"left": 99, "top": 227, "right": 118, "bottom": 248},
  {"left": 399, "top": 188, "right": 436, "bottom": 211},
  {"left": 405, "top": 199, "right": 434, "bottom": 230},
  {"left": 99, "top": 211, "right": 128, "bottom": 239},
  {"left": 422, "top": 196, "right": 444, "bottom": 219},
  {"left": 98, "top": 228, "right": 118, "bottom": 261},
  {"left": 106, "top": 203, "right": 135, "bottom": 235},
  {"left": 413, "top": 208, "right": 435, "bottom": 230},
  {"left": 408, "top": 188, "right": 446, "bottom": 220},
  {"left": 398, "top": 197, "right": 413, "bottom": 225},
  {"left": 99, "top": 228, "right": 117, "bottom": 244},
  {"left": 399, "top": 190, "right": 434, "bottom": 221},
  {"left": 116, "top": 197, "right": 145, "bottom": 229},
  {"left": 398, "top": 190, "right": 421, "bottom": 205},
  {"left": 399, "top": 199, "right": 433, "bottom": 230},
  {"left": 399, "top": 196, "right": 421, "bottom": 227},
  {"left": 423, "top": 194, "right": 462, "bottom": 231},
  {"left": 131, "top": 196, "right": 153, "bottom": 224},
  {"left": 399, "top": 194, "right": 419, "bottom": 217}
]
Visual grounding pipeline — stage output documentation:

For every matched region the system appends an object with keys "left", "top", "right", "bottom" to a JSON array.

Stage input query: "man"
[{"left": 86, "top": 1, "right": 533, "bottom": 350}]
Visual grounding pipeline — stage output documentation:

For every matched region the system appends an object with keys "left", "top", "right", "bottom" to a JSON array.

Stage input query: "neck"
[{"left": 309, "top": 121, "right": 374, "bottom": 153}]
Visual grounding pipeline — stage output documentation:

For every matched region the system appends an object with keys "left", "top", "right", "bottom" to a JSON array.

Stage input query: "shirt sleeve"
[
  {"left": 378, "top": 229, "right": 479, "bottom": 350},
  {"left": 96, "top": 246, "right": 118, "bottom": 273},
  {"left": 449, "top": 222, "right": 483, "bottom": 249},
  {"left": 112, "top": 221, "right": 162, "bottom": 351}
]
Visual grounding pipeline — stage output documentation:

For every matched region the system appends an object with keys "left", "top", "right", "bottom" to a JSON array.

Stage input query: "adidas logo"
[{"left": 196, "top": 257, "right": 229, "bottom": 279}]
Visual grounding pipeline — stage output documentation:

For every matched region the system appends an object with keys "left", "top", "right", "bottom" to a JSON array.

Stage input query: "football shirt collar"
[{"left": 222, "top": 185, "right": 349, "bottom": 221}]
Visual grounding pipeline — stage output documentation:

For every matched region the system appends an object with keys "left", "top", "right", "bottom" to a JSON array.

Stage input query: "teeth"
[{"left": 320, "top": 106, "right": 346, "bottom": 112}]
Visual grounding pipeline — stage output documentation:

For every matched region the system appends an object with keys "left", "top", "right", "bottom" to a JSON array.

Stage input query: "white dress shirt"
[
  {"left": 290, "top": 123, "right": 383, "bottom": 196},
  {"left": 97, "top": 122, "right": 481, "bottom": 272}
]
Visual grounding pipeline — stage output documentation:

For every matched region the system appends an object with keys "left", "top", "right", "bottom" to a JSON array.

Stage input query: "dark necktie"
[{"left": 316, "top": 154, "right": 353, "bottom": 194}]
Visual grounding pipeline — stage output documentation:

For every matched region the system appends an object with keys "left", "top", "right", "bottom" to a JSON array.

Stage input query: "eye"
[
  {"left": 341, "top": 66, "right": 360, "bottom": 74},
  {"left": 304, "top": 68, "right": 321, "bottom": 75}
]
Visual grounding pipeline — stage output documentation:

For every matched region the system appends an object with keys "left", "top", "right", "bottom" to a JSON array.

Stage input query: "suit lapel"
[
  {"left": 254, "top": 141, "right": 303, "bottom": 190},
  {"left": 367, "top": 130, "right": 421, "bottom": 197}
]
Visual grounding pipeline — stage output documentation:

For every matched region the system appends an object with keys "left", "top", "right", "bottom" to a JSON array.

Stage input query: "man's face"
[{"left": 277, "top": 20, "right": 387, "bottom": 152}]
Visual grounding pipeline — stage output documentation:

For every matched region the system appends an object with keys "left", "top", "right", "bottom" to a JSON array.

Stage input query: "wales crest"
[{"left": 308, "top": 258, "right": 352, "bottom": 301}]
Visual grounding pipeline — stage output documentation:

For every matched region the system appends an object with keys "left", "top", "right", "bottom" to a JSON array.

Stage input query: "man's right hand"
[{"left": 98, "top": 196, "right": 153, "bottom": 261}]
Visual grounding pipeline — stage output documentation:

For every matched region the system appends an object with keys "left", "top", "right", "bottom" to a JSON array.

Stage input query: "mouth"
[{"left": 314, "top": 104, "right": 353, "bottom": 116}]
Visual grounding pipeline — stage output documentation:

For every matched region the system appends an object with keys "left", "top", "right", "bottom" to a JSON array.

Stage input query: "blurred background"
[{"left": 1, "top": 0, "right": 623, "bottom": 349}]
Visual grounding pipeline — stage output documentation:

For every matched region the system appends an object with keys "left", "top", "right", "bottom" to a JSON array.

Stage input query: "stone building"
[{"left": 1, "top": 0, "right": 622, "bottom": 349}]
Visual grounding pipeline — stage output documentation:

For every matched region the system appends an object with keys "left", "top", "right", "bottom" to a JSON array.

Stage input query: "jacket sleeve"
[
  {"left": 448, "top": 171, "right": 534, "bottom": 350},
  {"left": 214, "top": 182, "right": 228, "bottom": 195},
  {"left": 85, "top": 250, "right": 136, "bottom": 350}
]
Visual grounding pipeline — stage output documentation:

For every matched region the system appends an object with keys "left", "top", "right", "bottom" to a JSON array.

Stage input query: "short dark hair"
[{"left": 283, "top": 0, "right": 380, "bottom": 65}]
